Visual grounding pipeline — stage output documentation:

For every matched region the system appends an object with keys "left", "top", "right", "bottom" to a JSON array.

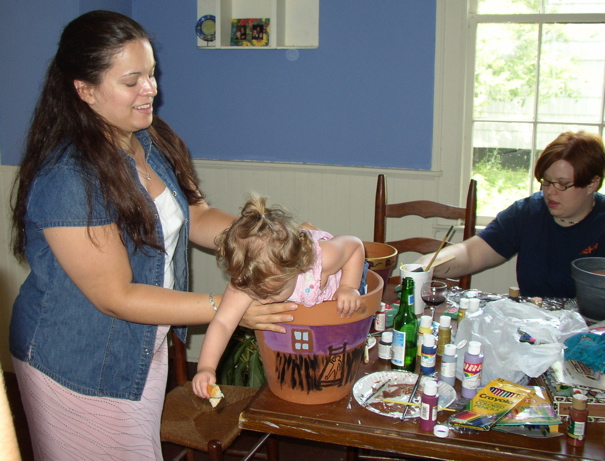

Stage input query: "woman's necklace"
[
  {"left": 136, "top": 164, "right": 152, "bottom": 181},
  {"left": 124, "top": 139, "right": 152, "bottom": 181},
  {"left": 556, "top": 217, "right": 578, "bottom": 225}
]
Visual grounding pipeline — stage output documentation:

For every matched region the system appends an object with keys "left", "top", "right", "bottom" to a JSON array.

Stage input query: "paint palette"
[{"left": 353, "top": 371, "right": 456, "bottom": 419}]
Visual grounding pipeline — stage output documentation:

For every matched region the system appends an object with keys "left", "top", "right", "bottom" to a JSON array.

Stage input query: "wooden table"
[
  {"left": 240, "top": 288, "right": 604, "bottom": 461},
  {"left": 240, "top": 346, "right": 604, "bottom": 461}
]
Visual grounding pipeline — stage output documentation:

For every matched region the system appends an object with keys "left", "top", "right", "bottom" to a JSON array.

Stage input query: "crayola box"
[
  {"left": 448, "top": 378, "right": 534, "bottom": 431},
  {"left": 497, "top": 385, "right": 561, "bottom": 427}
]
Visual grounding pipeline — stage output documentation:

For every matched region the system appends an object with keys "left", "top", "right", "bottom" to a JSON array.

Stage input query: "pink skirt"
[{"left": 13, "top": 325, "right": 170, "bottom": 460}]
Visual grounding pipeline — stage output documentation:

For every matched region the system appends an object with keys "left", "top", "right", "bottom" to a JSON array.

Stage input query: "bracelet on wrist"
[{"left": 209, "top": 293, "right": 217, "bottom": 311}]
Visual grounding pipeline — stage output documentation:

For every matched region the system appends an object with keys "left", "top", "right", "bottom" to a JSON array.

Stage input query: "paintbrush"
[
  {"left": 401, "top": 372, "right": 422, "bottom": 420},
  {"left": 424, "top": 225, "right": 455, "bottom": 272},
  {"left": 381, "top": 398, "right": 456, "bottom": 412}
]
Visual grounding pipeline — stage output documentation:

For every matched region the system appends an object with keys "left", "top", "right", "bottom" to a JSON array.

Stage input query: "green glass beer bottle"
[{"left": 391, "top": 277, "right": 418, "bottom": 371}]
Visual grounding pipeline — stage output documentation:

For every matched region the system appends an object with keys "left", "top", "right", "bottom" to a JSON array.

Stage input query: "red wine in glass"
[
  {"left": 422, "top": 294, "right": 446, "bottom": 308},
  {"left": 421, "top": 281, "right": 447, "bottom": 319}
]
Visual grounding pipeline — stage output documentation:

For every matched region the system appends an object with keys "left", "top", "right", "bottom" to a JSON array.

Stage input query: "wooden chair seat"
[
  {"left": 161, "top": 330, "right": 277, "bottom": 461},
  {"left": 161, "top": 382, "right": 258, "bottom": 453}
]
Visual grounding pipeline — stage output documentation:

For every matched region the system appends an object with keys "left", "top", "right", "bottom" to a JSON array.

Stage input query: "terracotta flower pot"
[
  {"left": 363, "top": 241, "right": 398, "bottom": 289},
  {"left": 255, "top": 270, "right": 383, "bottom": 404}
]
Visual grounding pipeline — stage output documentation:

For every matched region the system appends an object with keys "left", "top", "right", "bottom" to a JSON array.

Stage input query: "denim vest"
[{"left": 10, "top": 130, "right": 189, "bottom": 401}]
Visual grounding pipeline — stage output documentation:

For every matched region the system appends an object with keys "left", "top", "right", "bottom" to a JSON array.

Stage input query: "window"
[
  {"left": 435, "top": 1, "right": 605, "bottom": 219},
  {"left": 292, "top": 329, "right": 313, "bottom": 352}
]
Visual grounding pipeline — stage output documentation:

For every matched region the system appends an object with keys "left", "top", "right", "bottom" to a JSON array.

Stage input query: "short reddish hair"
[{"left": 535, "top": 131, "right": 605, "bottom": 190}]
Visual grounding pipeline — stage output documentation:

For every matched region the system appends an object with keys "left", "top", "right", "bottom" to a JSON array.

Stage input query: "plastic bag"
[{"left": 455, "top": 299, "right": 588, "bottom": 386}]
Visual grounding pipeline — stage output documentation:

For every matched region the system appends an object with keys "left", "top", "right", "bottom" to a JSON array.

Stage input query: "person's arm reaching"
[
  {"left": 192, "top": 284, "right": 253, "bottom": 398},
  {"left": 415, "top": 236, "right": 507, "bottom": 280},
  {"left": 43, "top": 221, "right": 297, "bottom": 330}
]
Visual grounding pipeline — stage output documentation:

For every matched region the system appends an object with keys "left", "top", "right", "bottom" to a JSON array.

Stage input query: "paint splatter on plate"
[{"left": 353, "top": 371, "right": 456, "bottom": 419}]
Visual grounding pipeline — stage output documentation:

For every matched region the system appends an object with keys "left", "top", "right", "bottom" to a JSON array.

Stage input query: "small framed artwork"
[{"left": 230, "top": 18, "right": 270, "bottom": 47}]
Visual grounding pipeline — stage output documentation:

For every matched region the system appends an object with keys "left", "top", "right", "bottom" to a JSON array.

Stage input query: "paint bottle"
[
  {"left": 417, "top": 315, "right": 433, "bottom": 356},
  {"left": 420, "top": 334, "right": 437, "bottom": 375},
  {"left": 461, "top": 340, "right": 483, "bottom": 398},
  {"left": 378, "top": 331, "right": 393, "bottom": 361},
  {"left": 457, "top": 298, "right": 469, "bottom": 323},
  {"left": 436, "top": 315, "right": 451, "bottom": 356},
  {"left": 468, "top": 298, "right": 480, "bottom": 316},
  {"left": 439, "top": 343, "right": 457, "bottom": 387},
  {"left": 385, "top": 302, "right": 399, "bottom": 328},
  {"left": 509, "top": 286, "right": 520, "bottom": 302},
  {"left": 419, "top": 379, "right": 439, "bottom": 432},
  {"left": 374, "top": 302, "right": 386, "bottom": 332},
  {"left": 566, "top": 394, "right": 588, "bottom": 447}
]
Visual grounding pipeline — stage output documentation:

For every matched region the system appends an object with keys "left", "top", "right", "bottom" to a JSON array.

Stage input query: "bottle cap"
[
  {"left": 468, "top": 298, "right": 480, "bottom": 313},
  {"left": 379, "top": 302, "right": 386, "bottom": 312},
  {"left": 420, "top": 315, "right": 432, "bottom": 328},
  {"left": 433, "top": 424, "right": 449, "bottom": 438},
  {"left": 444, "top": 343, "right": 457, "bottom": 356},
  {"left": 509, "top": 286, "right": 520, "bottom": 297},
  {"left": 468, "top": 340, "right": 482, "bottom": 355},
  {"left": 424, "top": 379, "right": 438, "bottom": 396},
  {"left": 439, "top": 315, "right": 451, "bottom": 328},
  {"left": 423, "top": 334, "right": 436, "bottom": 347},
  {"left": 381, "top": 331, "right": 393, "bottom": 342},
  {"left": 572, "top": 393, "right": 588, "bottom": 410},
  {"left": 459, "top": 298, "right": 470, "bottom": 310}
]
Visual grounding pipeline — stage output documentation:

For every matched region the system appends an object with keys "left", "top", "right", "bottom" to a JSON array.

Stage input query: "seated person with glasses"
[{"left": 416, "top": 131, "right": 605, "bottom": 298}]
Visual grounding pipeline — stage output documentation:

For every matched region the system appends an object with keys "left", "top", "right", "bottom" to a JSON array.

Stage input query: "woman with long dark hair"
[{"left": 9, "top": 10, "right": 296, "bottom": 459}]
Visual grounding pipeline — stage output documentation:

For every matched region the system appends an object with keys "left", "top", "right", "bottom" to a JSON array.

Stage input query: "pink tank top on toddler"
[{"left": 290, "top": 229, "right": 342, "bottom": 307}]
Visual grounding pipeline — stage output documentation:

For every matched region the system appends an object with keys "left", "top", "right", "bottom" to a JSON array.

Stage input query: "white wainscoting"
[{"left": 0, "top": 161, "right": 517, "bottom": 367}]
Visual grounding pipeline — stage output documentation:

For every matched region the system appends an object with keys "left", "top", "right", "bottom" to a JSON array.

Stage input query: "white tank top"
[{"left": 154, "top": 187, "right": 186, "bottom": 290}]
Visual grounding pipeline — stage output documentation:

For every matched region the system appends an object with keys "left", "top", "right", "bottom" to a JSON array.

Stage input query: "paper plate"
[{"left": 353, "top": 371, "right": 456, "bottom": 419}]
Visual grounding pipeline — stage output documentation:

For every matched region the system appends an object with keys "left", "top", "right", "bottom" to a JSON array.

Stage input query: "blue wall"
[{"left": 0, "top": 0, "right": 436, "bottom": 169}]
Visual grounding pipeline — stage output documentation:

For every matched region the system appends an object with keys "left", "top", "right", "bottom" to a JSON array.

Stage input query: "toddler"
[{"left": 192, "top": 195, "right": 365, "bottom": 399}]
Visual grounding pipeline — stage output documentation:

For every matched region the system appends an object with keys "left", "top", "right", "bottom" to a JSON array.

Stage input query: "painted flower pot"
[
  {"left": 363, "top": 241, "right": 398, "bottom": 290},
  {"left": 255, "top": 270, "right": 383, "bottom": 405}
]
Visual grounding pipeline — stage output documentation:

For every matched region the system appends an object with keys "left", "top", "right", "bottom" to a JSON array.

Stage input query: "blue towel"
[{"left": 564, "top": 333, "right": 605, "bottom": 373}]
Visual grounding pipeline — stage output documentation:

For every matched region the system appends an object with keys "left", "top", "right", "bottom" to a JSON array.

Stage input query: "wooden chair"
[
  {"left": 161, "top": 330, "right": 278, "bottom": 461},
  {"left": 373, "top": 174, "right": 477, "bottom": 290}
]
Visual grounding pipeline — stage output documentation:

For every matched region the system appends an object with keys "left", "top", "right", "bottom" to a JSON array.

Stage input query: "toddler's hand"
[
  {"left": 191, "top": 367, "right": 216, "bottom": 399},
  {"left": 335, "top": 286, "right": 361, "bottom": 318}
]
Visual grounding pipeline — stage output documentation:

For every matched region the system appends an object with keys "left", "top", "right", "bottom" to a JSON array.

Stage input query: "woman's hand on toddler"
[
  {"left": 335, "top": 286, "right": 361, "bottom": 318},
  {"left": 191, "top": 366, "right": 216, "bottom": 399}
]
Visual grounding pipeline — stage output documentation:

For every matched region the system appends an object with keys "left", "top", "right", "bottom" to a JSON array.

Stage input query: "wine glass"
[{"left": 421, "top": 281, "right": 448, "bottom": 319}]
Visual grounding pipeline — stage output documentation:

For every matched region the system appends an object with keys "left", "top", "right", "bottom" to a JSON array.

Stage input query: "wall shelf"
[{"left": 196, "top": 0, "right": 319, "bottom": 49}]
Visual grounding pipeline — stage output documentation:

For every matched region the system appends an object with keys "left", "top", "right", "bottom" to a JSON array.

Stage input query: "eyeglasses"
[{"left": 539, "top": 179, "right": 576, "bottom": 191}]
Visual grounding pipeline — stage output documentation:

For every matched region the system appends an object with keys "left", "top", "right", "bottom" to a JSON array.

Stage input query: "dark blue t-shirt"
[{"left": 478, "top": 192, "right": 605, "bottom": 298}]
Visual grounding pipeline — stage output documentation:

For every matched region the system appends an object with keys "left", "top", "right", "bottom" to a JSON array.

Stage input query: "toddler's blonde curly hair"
[{"left": 215, "top": 195, "right": 315, "bottom": 300}]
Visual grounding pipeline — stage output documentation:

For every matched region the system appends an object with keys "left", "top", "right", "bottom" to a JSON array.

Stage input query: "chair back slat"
[{"left": 373, "top": 174, "right": 477, "bottom": 290}]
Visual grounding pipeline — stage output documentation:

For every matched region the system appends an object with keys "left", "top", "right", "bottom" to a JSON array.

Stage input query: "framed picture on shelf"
[{"left": 230, "top": 18, "right": 270, "bottom": 47}]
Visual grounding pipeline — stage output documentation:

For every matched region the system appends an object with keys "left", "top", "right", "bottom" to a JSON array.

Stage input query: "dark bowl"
[{"left": 571, "top": 257, "right": 605, "bottom": 321}]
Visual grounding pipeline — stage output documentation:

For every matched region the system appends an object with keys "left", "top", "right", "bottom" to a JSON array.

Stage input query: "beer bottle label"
[{"left": 391, "top": 330, "right": 407, "bottom": 367}]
